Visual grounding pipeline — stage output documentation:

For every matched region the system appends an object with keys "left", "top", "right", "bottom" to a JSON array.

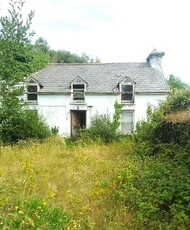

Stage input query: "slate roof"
[{"left": 30, "top": 62, "right": 169, "bottom": 94}]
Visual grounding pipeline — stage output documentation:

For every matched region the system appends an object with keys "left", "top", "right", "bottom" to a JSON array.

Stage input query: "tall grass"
[{"left": 0, "top": 136, "right": 134, "bottom": 229}]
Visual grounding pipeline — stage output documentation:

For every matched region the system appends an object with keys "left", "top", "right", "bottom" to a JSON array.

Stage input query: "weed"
[{"left": 0, "top": 137, "right": 133, "bottom": 229}]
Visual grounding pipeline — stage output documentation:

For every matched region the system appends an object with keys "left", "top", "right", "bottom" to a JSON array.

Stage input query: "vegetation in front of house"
[
  {"left": 0, "top": 0, "right": 52, "bottom": 144},
  {"left": 115, "top": 143, "right": 190, "bottom": 229},
  {"left": 77, "top": 101, "right": 123, "bottom": 144},
  {"left": 0, "top": 109, "right": 51, "bottom": 144},
  {"left": 0, "top": 137, "right": 134, "bottom": 229},
  {"left": 0, "top": 198, "right": 70, "bottom": 229},
  {"left": 117, "top": 85, "right": 190, "bottom": 229}
]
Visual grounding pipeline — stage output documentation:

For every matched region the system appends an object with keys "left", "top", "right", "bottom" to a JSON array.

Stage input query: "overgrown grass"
[
  {"left": 0, "top": 136, "right": 134, "bottom": 229},
  {"left": 1, "top": 136, "right": 188, "bottom": 229}
]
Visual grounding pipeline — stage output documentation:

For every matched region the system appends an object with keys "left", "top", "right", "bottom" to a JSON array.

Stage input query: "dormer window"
[
  {"left": 72, "top": 84, "right": 85, "bottom": 101},
  {"left": 121, "top": 84, "right": 134, "bottom": 102},
  {"left": 25, "top": 78, "right": 39, "bottom": 103},
  {"left": 71, "top": 76, "right": 87, "bottom": 103},
  {"left": 119, "top": 77, "right": 135, "bottom": 103},
  {"left": 27, "top": 85, "right": 37, "bottom": 101}
]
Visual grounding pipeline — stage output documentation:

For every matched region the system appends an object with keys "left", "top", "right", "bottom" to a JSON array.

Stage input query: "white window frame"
[
  {"left": 71, "top": 83, "right": 86, "bottom": 102},
  {"left": 120, "top": 83, "right": 134, "bottom": 103},
  {"left": 25, "top": 79, "right": 39, "bottom": 103},
  {"left": 120, "top": 110, "right": 134, "bottom": 133}
]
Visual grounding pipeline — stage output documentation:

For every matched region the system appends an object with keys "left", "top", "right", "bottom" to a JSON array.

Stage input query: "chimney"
[{"left": 146, "top": 49, "right": 165, "bottom": 72}]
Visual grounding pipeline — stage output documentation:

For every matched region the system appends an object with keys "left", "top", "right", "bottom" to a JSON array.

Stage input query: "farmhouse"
[{"left": 25, "top": 49, "right": 169, "bottom": 136}]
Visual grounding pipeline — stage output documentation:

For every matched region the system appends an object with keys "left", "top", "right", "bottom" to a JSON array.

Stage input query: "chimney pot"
[{"left": 146, "top": 49, "right": 165, "bottom": 72}]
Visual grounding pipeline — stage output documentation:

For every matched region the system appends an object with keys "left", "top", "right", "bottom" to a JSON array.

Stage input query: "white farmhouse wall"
[
  {"left": 37, "top": 94, "right": 70, "bottom": 135},
  {"left": 37, "top": 94, "right": 118, "bottom": 136},
  {"left": 135, "top": 94, "right": 167, "bottom": 124},
  {"left": 35, "top": 93, "right": 167, "bottom": 136},
  {"left": 85, "top": 94, "right": 117, "bottom": 118}
]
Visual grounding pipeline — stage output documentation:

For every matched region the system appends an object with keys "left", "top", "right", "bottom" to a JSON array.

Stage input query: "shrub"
[
  {"left": 0, "top": 108, "right": 51, "bottom": 144},
  {"left": 116, "top": 146, "right": 190, "bottom": 229},
  {"left": 135, "top": 89, "right": 190, "bottom": 145},
  {"left": 128, "top": 87, "right": 190, "bottom": 228},
  {"left": 79, "top": 114, "right": 118, "bottom": 143},
  {"left": 77, "top": 101, "right": 123, "bottom": 144},
  {"left": 0, "top": 198, "right": 71, "bottom": 229},
  {"left": 134, "top": 104, "right": 165, "bottom": 144},
  {"left": 166, "top": 89, "right": 190, "bottom": 113}
]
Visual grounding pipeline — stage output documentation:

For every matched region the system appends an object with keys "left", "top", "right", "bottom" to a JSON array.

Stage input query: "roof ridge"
[{"left": 49, "top": 62, "right": 148, "bottom": 66}]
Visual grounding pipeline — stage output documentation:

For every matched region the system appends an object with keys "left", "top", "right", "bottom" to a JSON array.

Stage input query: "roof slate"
[{"left": 31, "top": 62, "right": 169, "bottom": 94}]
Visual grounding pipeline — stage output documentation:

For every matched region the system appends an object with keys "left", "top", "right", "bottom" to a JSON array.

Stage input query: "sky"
[{"left": 1, "top": 0, "right": 190, "bottom": 84}]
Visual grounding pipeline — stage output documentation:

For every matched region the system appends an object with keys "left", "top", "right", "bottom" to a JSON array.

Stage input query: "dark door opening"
[{"left": 71, "top": 110, "right": 86, "bottom": 136}]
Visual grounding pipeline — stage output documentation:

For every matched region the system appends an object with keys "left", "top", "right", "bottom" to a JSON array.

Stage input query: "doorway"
[{"left": 71, "top": 110, "right": 86, "bottom": 136}]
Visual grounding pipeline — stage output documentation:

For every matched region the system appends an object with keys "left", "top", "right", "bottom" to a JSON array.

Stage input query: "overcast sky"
[{"left": 1, "top": 0, "right": 190, "bottom": 84}]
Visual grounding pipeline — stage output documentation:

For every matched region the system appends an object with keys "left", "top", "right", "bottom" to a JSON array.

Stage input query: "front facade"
[{"left": 24, "top": 50, "right": 169, "bottom": 136}]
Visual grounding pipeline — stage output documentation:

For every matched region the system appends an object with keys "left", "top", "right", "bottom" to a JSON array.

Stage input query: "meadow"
[{"left": 0, "top": 136, "right": 134, "bottom": 229}]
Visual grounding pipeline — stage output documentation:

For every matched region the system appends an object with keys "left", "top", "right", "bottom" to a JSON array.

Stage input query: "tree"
[
  {"left": 0, "top": 0, "right": 51, "bottom": 143},
  {"left": 48, "top": 49, "right": 100, "bottom": 63},
  {"left": 0, "top": 0, "right": 34, "bottom": 104},
  {"left": 35, "top": 37, "right": 50, "bottom": 53},
  {"left": 135, "top": 88, "right": 190, "bottom": 145},
  {"left": 168, "top": 74, "right": 189, "bottom": 90},
  {"left": 34, "top": 37, "right": 101, "bottom": 64}
]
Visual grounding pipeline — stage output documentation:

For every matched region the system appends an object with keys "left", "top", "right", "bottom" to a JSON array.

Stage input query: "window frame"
[
  {"left": 120, "top": 110, "right": 134, "bottom": 133},
  {"left": 25, "top": 80, "right": 39, "bottom": 103},
  {"left": 120, "top": 83, "right": 134, "bottom": 103},
  {"left": 71, "top": 83, "right": 86, "bottom": 102}
]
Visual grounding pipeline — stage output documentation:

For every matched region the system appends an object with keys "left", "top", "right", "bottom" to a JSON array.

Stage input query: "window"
[
  {"left": 27, "top": 85, "right": 38, "bottom": 101},
  {"left": 72, "top": 84, "right": 85, "bottom": 101},
  {"left": 121, "top": 84, "right": 134, "bottom": 103},
  {"left": 71, "top": 76, "right": 87, "bottom": 102},
  {"left": 121, "top": 110, "right": 134, "bottom": 133}
]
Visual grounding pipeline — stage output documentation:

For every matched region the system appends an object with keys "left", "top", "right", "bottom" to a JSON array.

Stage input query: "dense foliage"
[
  {"left": 49, "top": 49, "right": 95, "bottom": 63},
  {"left": 116, "top": 146, "right": 190, "bottom": 229},
  {"left": 0, "top": 0, "right": 51, "bottom": 144},
  {"left": 0, "top": 109, "right": 51, "bottom": 144},
  {"left": 168, "top": 74, "right": 190, "bottom": 90},
  {"left": 119, "top": 83, "right": 190, "bottom": 228},
  {"left": 35, "top": 37, "right": 101, "bottom": 64},
  {"left": 1, "top": 198, "right": 70, "bottom": 229},
  {"left": 78, "top": 102, "right": 122, "bottom": 143},
  {"left": 135, "top": 89, "right": 190, "bottom": 145}
]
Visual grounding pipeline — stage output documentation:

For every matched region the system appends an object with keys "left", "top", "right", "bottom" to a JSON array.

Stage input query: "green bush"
[
  {"left": 127, "top": 85, "right": 190, "bottom": 228},
  {"left": 135, "top": 89, "right": 190, "bottom": 145},
  {"left": 134, "top": 104, "right": 165, "bottom": 145},
  {"left": 76, "top": 102, "right": 123, "bottom": 144},
  {"left": 0, "top": 108, "right": 51, "bottom": 144},
  {"left": 79, "top": 114, "right": 118, "bottom": 143},
  {"left": 116, "top": 145, "right": 190, "bottom": 229},
  {"left": 0, "top": 198, "right": 71, "bottom": 229},
  {"left": 166, "top": 89, "right": 190, "bottom": 113}
]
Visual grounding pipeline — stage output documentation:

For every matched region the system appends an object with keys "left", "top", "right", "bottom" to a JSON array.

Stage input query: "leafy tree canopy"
[
  {"left": 34, "top": 37, "right": 101, "bottom": 63},
  {"left": 168, "top": 74, "right": 189, "bottom": 91},
  {"left": 35, "top": 37, "right": 50, "bottom": 53},
  {"left": 0, "top": 0, "right": 51, "bottom": 144},
  {"left": 0, "top": 0, "right": 49, "bottom": 87},
  {"left": 49, "top": 49, "right": 100, "bottom": 63}
]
